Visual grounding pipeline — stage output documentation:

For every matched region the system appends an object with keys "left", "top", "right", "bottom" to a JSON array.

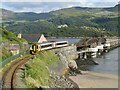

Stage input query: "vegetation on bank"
[
  {"left": 1, "top": 26, "right": 26, "bottom": 45},
  {"left": 0, "top": 47, "right": 12, "bottom": 62},
  {"left": 22, "top": 51, "right": 60, "bottom": 88},
  {"left": 0, "top": 27, "right": 27, "bottom": 61}
]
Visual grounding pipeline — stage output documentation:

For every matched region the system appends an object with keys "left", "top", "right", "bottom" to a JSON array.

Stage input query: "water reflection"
[
  {"left": 47, "top": 38, "right": 80, "bottom": 44},
  {"left": 88, "top": 47, "right": 119, "bottom": 75}
]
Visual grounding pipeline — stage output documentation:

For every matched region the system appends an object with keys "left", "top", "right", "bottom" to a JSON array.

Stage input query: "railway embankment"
[{"left": 20, "top": 51, "right": 79, "bottom": 88}]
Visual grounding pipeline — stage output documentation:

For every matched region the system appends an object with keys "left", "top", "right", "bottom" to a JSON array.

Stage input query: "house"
[
  {"left": 3, "top": 43, "right": 20, "bottom": 55},
  {"left": 10, "top": 49, "right": 19, "bottom": 55},
  {"left": 18, "top": 33, "right": 47, "bottom": 43},
  {"left": 18, "top": 33, "right": 22, "bottom": 39},
  {"left": 57, "top": 24, "right": 68, "bottom": 28}
]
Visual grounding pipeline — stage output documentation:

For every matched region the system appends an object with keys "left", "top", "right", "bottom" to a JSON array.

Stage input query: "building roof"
[
  {"left": 75, "top": 38, "right": 88, "bottom": 46},
  {"left": 76, "top": 38, "right": 106, "bottom": 47},
  {"left": 21, "top": 34, "right": 45, "bottom": 42},
  {"left": 22, "top": 34, "right": 41, "bottom": 42},
  {"left": 98, "top": 38, "right": 106, "bottom": 44}
]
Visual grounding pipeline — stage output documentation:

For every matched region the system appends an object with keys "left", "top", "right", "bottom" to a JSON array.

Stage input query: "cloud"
[
  {"left": 1, "top": 0, "right": 120, "bottom": 2},
  {"left": 0, "top": 0, "right": 118, "bottom": 2},
  {"left": 1, "top": 1, "right": 119, "bottom": 13},
  {"left": 2, "top": 2, "right": 82, "bottom": 13}
]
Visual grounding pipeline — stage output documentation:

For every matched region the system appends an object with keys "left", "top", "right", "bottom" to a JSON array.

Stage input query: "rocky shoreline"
[{"left": 45, "top": 73, "right": 79, "bottom": 89}]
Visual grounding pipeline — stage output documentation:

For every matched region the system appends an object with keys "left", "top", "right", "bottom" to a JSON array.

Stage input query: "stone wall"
[
  {"left": 50, "top": 45, "right": 78, "bottom": 67},
  {"left": 2, "top": 41, "right": 29, "bottom": 55}
]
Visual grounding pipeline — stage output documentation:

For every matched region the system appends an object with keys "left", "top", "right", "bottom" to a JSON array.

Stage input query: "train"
[{"left": 30, "top": 40, "right": 68, "bottom": 54}]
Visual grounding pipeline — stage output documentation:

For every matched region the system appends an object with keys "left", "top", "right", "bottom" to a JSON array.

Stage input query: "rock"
[
  {"left": 50, "top": 46, "right": 78, "bottom": 67},
  {"left": 40, "top": 86, "right": 50, "bottom": 88},
  {"left": 93, "top": 61, "right": 99, "bottom": 65},
  {"left": 49, "top": 73, "right": 78, "bottom": 88},
  {"left": 68, "top": 60, "right": 78, "bottom": 69},
  {"left": 20, "top": 55, "right": 23, "bottom": 57}
]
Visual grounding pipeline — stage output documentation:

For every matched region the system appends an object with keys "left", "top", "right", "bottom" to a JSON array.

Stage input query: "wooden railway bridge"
[{"left": 76, "top": 38, "right": 120, "bottom": 59}]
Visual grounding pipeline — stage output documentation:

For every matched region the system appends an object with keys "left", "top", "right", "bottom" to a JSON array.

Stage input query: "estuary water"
[
  {"left": 88, "top": 47, "right": 119, "bottom": 75},
  {"left": 47, "top": 38, "right": 80, "bottom": 44}
]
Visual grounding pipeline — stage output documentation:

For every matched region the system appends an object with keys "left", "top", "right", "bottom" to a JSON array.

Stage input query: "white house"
[
  {"left": 57, "top": 24, "right": 68, "bottom": 28},
  {"left": 38, "top": 34, "right": 47, "bottom": 43}
]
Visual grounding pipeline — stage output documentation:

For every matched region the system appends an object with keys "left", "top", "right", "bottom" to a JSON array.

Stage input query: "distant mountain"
[
  {"left": 47, "top": 4, "right": 118, "bottom": 32},
  {"left": 1, "top": 8, "right": 55, "bottom": 21},
  {"left": 1, "top": 4, "right": 119, "bottom": 21},
  {"left": 50, "top": 4, "right": 119, "bottom": 17},
  {"left": 1, "top": 4, "right": 119, "bottom": 37},
  {"left": 102, "top": 4, "right": 119, "bottom": 12}
]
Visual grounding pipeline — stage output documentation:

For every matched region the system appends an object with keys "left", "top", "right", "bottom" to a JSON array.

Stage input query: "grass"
[
  {"left": 0, "top": 47, "right": 12, "bottom": 63},
  {"left": 1, "top": 27, "right": 27, "bottom": 47},
  {"left": 23, "top": 51, "right": 60, "bottom": 88},
  {"left": 0, "top": 53, "right": 31, "bottom": 76},
  {"left": 16, "top": 21, "right": 28, "bottom": 23}
]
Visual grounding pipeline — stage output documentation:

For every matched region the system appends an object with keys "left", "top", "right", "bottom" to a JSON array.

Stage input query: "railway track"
[{"left": 1, "top": 55, "right": 34, "bottom": 89}]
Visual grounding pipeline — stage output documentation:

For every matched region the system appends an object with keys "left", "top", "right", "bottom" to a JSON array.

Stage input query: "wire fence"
[{"left": 0, "top": 50, "right": 29, "bottom": 69}]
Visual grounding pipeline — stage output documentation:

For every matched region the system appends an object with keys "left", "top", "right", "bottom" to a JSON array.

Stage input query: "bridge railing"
[
  {"left": 69, "top": 43, "right": 75, "bottom": 46},
  {"left": 0, "top": 50, "right": 29, "bottom": 69}
]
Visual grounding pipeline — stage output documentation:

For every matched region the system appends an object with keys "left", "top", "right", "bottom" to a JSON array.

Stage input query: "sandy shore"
[{"left": 69, "top": 71, "right": 118, "bottom": 88}]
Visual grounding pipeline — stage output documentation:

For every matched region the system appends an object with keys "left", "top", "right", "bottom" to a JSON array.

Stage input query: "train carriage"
[
  {"left": 30, "top": 40, "right": 68, "bottom": 54},
  {"left": 54, "top": 41, "right": 68, "bottom": 48},
  {"left": 38, "top": 42, "right": 53, "bottom": 51}
]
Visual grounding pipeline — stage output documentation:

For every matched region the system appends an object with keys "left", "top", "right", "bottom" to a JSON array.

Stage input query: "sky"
[{"left": 1, "top": 0, "right": 119, "bottom": 13}]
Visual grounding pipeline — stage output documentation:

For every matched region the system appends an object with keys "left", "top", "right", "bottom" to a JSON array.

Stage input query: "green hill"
[
  {"left": 1, "top": 26, "right": 26, "bottom": 44},
  {"left": 1, "top": 4, "right": 119, "bottom": 37},
  {"left": 1, "top": 8, "right": 55, "bottom": 21},
  {"left": 50, "top": 5, "right": 118, "bottom": 17},
  {"left": 5, "top": 20, "right": 56, "bottom": 34}
]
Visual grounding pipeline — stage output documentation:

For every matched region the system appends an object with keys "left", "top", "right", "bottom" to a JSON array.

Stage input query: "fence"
[{"left": 0, "top": 50, "right": 29, "bottom": 69}]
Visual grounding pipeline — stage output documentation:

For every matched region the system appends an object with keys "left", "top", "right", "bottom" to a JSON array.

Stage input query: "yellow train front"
[
  {"left": 30, "top": 44, "right": 39, "bottom": 55},
  {"left": 30, "top": 41, "right": 68, "bottom": 55}
]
